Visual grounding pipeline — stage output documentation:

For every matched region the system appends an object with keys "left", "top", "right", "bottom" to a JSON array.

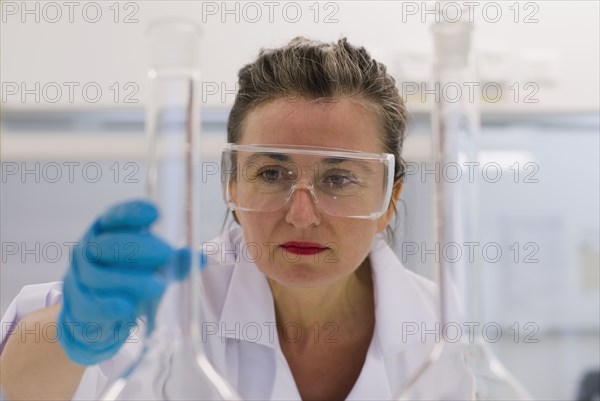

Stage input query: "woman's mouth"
[{"left": 280, "top": 241, "right": 328, "bottom": 255}]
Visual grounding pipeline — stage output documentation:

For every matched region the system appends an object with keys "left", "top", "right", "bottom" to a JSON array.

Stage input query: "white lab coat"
[{"left": 1, "top": 226, "right": 475, "bottom": 400}]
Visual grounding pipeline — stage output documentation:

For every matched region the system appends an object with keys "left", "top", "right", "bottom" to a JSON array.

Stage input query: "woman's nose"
[{"left": 285, "top": 186, "right": 321, "bottom": 228}]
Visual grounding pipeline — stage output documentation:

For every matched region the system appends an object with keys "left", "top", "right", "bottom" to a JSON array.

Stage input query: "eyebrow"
[
  {"left": 322, "top": 157, "right": 375, "bottom": 174},
  {"left": 245, "top": 153, "right": 290, "bottom": 165},
  {"left": 322, "top": 157, "right": 349, "bottom": 165},
  {"left": 243, "top": 153, "right": 375, "bottom": 174}
]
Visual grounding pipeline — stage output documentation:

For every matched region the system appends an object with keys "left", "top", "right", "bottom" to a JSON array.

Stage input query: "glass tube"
[
  {"left": 396, "top": 9, "right": 533, "bottom": 401},
  {"left": 99, "top": 19, "right": 239, "bottom": 401}
]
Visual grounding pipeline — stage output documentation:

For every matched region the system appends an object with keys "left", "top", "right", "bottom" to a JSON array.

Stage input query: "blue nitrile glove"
[{"left": 57, "top": 200, "right": 191, "bottom": 365}]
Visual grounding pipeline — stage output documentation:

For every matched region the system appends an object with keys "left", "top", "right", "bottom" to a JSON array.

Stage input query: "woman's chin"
[{"left": 263, "top": 264, "right": 346, "bottom": 290}]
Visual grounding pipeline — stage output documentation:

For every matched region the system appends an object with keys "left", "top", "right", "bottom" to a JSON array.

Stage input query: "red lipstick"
[{"left": 281, "top": 241, "right": 328, "bottom": 255}]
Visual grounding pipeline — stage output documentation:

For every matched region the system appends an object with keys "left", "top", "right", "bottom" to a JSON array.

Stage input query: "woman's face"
[{"left": 235, "top": 97, "right": 395, "bottom": 289}]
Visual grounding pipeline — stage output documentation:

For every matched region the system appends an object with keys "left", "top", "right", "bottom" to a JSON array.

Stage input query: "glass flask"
[
  {"left": 100, "top": 19, "right": 239, "bottom": 401},
  {"left": 395, "top": 12, "right": 533, "bottom": 401}
]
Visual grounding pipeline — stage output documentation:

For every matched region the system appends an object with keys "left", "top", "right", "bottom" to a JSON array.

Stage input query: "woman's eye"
[
  {"left": 258, "top": 167, "right": 287, "bottom": 182},
  {"left": 324, "top": 174, "right": 353, "bottom": 187},
  {"left": 260, "top": 169, "right": 280, "bottom": 182}
]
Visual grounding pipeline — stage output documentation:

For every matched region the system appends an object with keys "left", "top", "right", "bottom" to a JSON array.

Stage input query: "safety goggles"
[{"left": 221, "top": 144, "right": 395, "bottom": 220}]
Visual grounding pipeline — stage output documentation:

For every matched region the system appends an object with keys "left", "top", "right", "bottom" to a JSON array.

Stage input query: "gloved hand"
[{"left": 57, "top": 200, "right": 190, "bottom": 365}]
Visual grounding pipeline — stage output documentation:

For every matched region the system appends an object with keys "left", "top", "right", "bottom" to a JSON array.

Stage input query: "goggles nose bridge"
[{"left": 285, "top": 180, "right": 319, "bottom": 205}]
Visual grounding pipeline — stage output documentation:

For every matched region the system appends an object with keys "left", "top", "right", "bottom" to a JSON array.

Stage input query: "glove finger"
[
  {"left": 85, "top": 232, "right": 173, "bottom": 268},
  {"left": 169, "top": 248, "right": 192, "bottom": 281},
  {"left": 163, "top": 249, "right": 208, "bottom": 281},
  {"left": 62, "top": 271, "right": 137, "bottom": 347},
  {"left": 73, "top": 247, "right": 167, "bottom": 302},
  {"left": 96, "top": 200, "right": 158, "bottom": 233},
  {"left": 59, "top": 300, "right": 137, "bottom": 365},
  {"left": 59, "top": 322, "right": 125, "bottom": 365}
]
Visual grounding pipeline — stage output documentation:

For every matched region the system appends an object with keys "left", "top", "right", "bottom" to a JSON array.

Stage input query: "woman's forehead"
[{"left": 240, "top": 97, "right": 384, "bottom": 153}]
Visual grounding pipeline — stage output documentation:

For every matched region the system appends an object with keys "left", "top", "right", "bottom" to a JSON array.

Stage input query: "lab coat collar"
[
  {"left": 218, "top": 229, "right": 440, "bottom": 355},
  {"left": 218, "top": 229, "right": 279, "bottom": 349},
  {"left": 368, "top": 234, "right": 440, "bottom": 357}
]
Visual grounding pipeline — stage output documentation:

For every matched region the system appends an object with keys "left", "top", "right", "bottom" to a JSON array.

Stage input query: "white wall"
[{"left": 1, "top": 1, "right": 599, "bottom": 113}]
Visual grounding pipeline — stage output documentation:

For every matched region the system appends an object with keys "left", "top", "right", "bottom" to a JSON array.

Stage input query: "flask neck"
[
  {"left": 145, "top": 67, "right": 202, "bottom": 343},
  {"left": 431, "top": 17, "right": 482, "bottom": 326}
]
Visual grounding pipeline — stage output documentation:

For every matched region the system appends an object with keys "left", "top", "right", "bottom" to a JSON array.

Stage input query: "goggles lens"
[{"left": 221, "top": 144, "right": 395, "bottom": 220}]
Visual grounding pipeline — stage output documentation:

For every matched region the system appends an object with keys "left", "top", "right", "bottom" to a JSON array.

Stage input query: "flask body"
[
  {"left": 101, "top": 19, "right": 238, "bottom": 401},
  {"left": 396, "top": 15, "right": 533, "bottom": 401}
]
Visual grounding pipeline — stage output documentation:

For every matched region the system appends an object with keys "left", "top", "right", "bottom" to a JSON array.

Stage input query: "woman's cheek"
[{"left": 237, "top": 212, "right": 273, "bottom": 245}]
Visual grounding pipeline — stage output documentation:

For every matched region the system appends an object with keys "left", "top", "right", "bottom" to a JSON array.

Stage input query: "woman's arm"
[{"left": 0, "top": 304, "right": 85, "bottom": 401}]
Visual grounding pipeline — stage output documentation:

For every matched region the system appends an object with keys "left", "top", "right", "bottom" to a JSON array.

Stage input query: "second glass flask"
[{"left": 395, "top": 10, "right": 534, "bottom": 401}]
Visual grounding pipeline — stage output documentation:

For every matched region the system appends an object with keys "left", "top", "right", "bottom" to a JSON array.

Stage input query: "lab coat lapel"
[
  {"left": 216, "top": 233, "right": 302, "bottom": 399},
  {"left": 345, "top": 336, "right": 394, "bottom": 400},
  {"left": 217, "top": 237, "right": 278, "bottom": 348},
  {"left": 331, "top": 236, "right": 441, "bottom": 399},
  {"left": 367, "top": 235, "right": 441, "bottom": 397},
  {"left": 369, "top": 235, "right": 440, "bottom": 356}
]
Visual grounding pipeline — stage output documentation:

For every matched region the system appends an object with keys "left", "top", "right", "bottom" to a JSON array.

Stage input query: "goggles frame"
[{"left": 221, "top": 143, "right": 396, "bottom": 220}]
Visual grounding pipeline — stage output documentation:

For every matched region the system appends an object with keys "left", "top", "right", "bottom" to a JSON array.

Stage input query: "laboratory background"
[{"left": 1, "top": 1, "right": 599, "bottom": 400}]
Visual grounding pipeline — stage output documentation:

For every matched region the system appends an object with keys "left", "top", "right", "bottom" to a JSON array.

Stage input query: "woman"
[{"left": 0, "top": 37, "right": 474, "bottom": 400}]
